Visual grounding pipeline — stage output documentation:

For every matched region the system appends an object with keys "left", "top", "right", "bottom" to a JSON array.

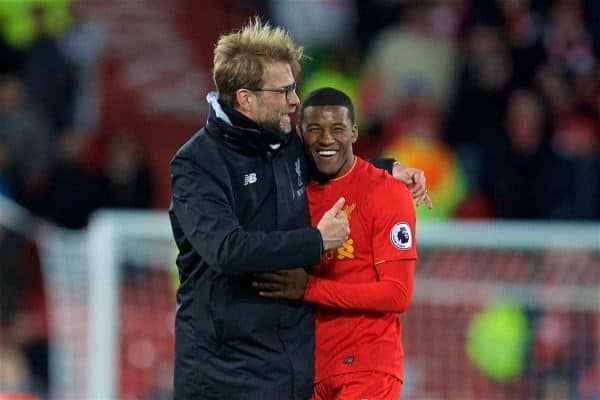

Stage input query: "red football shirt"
[{"left": 305, "top": 157, "right": 417, "bottom": 383}]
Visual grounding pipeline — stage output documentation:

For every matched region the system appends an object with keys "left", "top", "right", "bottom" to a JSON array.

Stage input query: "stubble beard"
[
  {"left": 259, "top": 114, "right": 291, "bottom": 135},
  {"left": 256, "top": 102, "right": 292, "bottom": 135}
]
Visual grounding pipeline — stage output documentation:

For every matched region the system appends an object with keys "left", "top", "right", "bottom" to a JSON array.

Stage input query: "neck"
[
  {"left": 313, "top": 155, "right": 356, "bottom": 183},
  {"left": 235, "top": 106, "right": 255, "bottom": 122}
]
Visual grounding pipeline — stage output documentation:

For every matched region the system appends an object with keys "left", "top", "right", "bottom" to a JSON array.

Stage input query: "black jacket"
[{"left": 169, "top": 95, "right": 322, "bottom": 399}]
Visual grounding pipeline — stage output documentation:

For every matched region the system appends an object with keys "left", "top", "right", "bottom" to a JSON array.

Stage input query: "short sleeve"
[{"left": 371, "top": 178, "right": 417, "bottom": 263}]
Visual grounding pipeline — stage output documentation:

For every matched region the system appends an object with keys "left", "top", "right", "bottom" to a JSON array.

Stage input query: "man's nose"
[
  {"left": 288, "top": 89, "right": 300, "bottom": 106},
  {"left": 318, "top": 129, "right": 335, "bottom": 144}
]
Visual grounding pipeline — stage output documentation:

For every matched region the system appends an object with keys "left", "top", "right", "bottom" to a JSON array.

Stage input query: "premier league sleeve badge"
[{"left": 390, "top": 222, "right": 412, "bottom": 250}]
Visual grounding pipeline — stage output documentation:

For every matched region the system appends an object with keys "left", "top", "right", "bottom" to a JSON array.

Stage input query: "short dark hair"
[{"left": 300, "top": 87, "right": 355, "bottom": 124}]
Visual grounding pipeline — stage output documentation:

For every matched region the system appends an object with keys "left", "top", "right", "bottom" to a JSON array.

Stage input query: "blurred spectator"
[
  {"left": 102, "top": 131, "right": 154, "bottom": 209},
  {"left": 426, "top": 0, "right": 469, "bottom": 39},
  {"left": 0, "top": 75, "right": 53, "bottom": 202},
  {"left": 496, "top": 0, "right": 547, "bottom": 87},
  {"left": 354, "top": 0, "right": 468, "bottom": 54},
  {"left": 570, "top": 68, "right": 598, "bottom": 114},
  {"left": 543, "top": 0, "right": 595, "bottom": 75},
  {"left": 540, "top": 115, "right": 600, "bottom": 219},
  {"left": 364, "top": 81, "right": 444, "bottom": 156},
  {"left": 480, "top": 89, "right": 551, "bottom": 218},
  {"left": 384, "top": 133, "right": 469, "bottom": 220},
  {"left": 58, "top": 0, "right": 105, "bottom": 132},
  {"left": 33, "top": 131, "right": 108, "bottom": 229},
  {"left": 535, "top": 64, "right": 577, "bottom": 123},
  {"left": 380, "top": 88, "right": 469, "bottom": 219},
  {"left": 381, "top": 84, "right": 442, "bottom": 144},
  {"left": 446, "top": 24, "right": 515, "bottom": 189},
  {"left": 23, "top": 5, "right": 77, "bottom": 133},
  {"left": 360, "top": 2, "right": 458, "bottom": 123},
  {"left": 269, "top": 0, "right": 357, "bottom": 49}
]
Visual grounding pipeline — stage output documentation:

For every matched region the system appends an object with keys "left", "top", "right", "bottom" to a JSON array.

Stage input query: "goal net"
[
  {"left": 402, "top": 222, "right": 600, "bottom": 400},
  {"left": 0, "top": 198, "right": 175, "bottom": 400},
  {"left": 1, "top": 195, "right": 598, "bottom": 399}
]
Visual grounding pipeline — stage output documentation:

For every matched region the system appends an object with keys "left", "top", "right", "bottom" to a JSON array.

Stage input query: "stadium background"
[{"left": 0, "top": 0, "right": 598, "bottom": 399}]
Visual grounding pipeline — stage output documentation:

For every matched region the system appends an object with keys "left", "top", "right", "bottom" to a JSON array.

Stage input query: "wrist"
[
  {"left": 316, "top": 229, "right": 324, "bottom": 254},
  {"left": 303, "top": 275, "right": 316, "bottom": 301}
]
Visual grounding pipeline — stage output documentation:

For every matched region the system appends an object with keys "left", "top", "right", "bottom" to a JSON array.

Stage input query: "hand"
[
  {"left": 392, "top": 164, "right": 433, "bottom": 209},
  {"left": 253, "top": 268, "right": 308, "bottom": 300},
  {"left": 316, "top": 197, "right": 350, "bottom": 250}
]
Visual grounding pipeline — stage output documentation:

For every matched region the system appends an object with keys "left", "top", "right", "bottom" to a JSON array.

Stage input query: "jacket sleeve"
[
  {"left": 170, "top": 153, "right": 323, "bottom": 276},
  {"left": 303, "top": 259, "right": 415, "bottom": 313},
  {"left": 365, "top": 158, "right": 395, "bottom": 174}
]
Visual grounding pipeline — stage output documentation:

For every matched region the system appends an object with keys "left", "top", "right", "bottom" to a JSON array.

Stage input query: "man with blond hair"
[{"left": 169, "top": 19, "right": 430, "bottom": 399}]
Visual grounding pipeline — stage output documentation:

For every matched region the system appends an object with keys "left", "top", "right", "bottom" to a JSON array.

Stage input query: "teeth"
[{"left": 318, "top": 150, "right": 337, "bottom": 156}]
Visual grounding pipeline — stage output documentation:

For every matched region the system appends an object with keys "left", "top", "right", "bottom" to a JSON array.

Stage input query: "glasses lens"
[{"left": 285, "top": 82, "right": 297, "bottom": 102}]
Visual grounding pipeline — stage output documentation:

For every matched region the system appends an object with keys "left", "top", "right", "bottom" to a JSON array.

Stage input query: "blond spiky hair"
[{"left": 212, "top": 17, "right": 304, "bottom": 108}]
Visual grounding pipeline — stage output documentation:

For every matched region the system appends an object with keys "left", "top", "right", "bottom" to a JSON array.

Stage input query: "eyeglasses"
[{"left": 246, "top": 82, "right": 297, "bottom": 103}]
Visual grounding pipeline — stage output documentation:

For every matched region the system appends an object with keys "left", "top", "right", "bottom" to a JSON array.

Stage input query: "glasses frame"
[{"left": 246, "top": 82, "right": 297, "bottom": 103}]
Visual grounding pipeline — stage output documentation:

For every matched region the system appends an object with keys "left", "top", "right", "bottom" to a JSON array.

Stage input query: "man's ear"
[
  {"left": 351, "top": 124, "right": 358, "bottom": 143},
  {"left": 296, "top": 123, "right": 304, "bottom": 140},
  {"left": 235, "top": 89, "right": 253, "bottom": 113}
]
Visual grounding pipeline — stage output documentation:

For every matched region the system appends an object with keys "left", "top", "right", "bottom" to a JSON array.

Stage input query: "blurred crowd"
[
  {"left": 0, "top": 1, "right": 154, "bottom": 397},
  {"left": 0, "top": 1, "right": 154, "bottom": 229},
  {"left": 0, "top": 0, "right": 598, "bottom": 398}
]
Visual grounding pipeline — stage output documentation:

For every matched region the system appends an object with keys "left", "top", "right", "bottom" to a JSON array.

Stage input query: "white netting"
[
  {"left": 0, "top": 198, "right": 176, "bottom": 399},
  {"left": 38, "top": 227, "right": 88, "bottom": 399},
  {"left": 403, "top": 247, "right": 600, "bottom": 400}
]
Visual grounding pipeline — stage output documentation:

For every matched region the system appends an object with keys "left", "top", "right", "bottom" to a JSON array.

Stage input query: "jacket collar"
[{"left": 205, "top": 91, "right": 290, "bottom": 155}]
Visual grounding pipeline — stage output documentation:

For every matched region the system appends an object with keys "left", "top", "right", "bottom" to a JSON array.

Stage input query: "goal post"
[
  {"left": 87, "top": 210, "right": 173, "bottom": 400},
  {"left": 417, "top": 220, "right": 600, "bottom": 250}
]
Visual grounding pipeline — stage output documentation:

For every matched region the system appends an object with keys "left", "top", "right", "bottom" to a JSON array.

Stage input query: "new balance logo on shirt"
[{"left": 243, "top": 173, "right": 257, "bottom": 186}]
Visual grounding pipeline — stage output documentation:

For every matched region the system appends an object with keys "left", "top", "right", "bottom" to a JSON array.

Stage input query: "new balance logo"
[{"left": 243, "top": 173, "right": 257, "bottom": 186}]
